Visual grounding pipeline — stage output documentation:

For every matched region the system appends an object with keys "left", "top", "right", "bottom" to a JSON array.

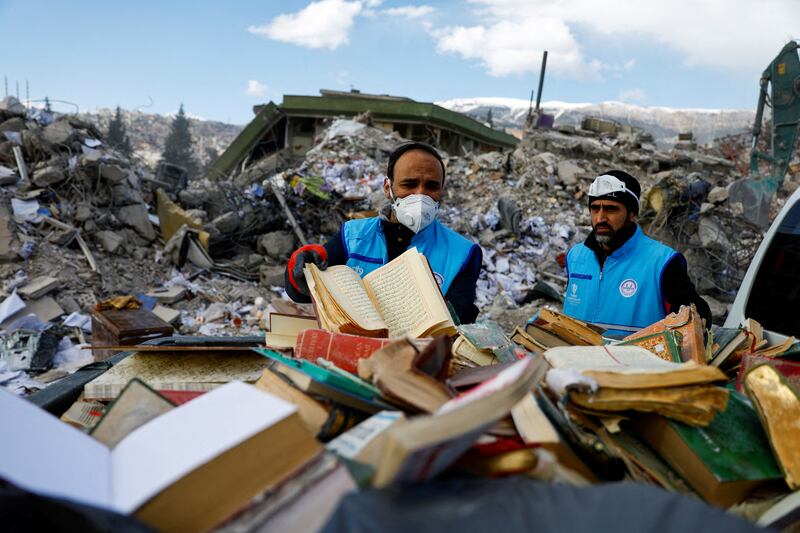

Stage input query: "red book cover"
[
  {"left": 737, "top": 354, "right": 800, "bottom": 392},
  {"left": 294, "top": 329, "right": 391, "bottom": 374}
]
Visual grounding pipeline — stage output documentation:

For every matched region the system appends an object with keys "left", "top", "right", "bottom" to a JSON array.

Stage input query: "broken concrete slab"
[
  {"left": 0, "top": 117, "right": 26, "bottom": 133},
  {"left": 257, "top": 230, "right": 294, "bottom": 260},
  {"left": 93, "top": 230, "right": 124, "bottom": 253},
  {"left": 18, "top": 276, "right": 60, "bottom": 300},
  {"left": 74, "top": 204, "right": 92, "bottom": 222},
  {"left": 210, "top": 211, "right": 241, "bottom": 234},
  {"left": 2, "top": 296, "right": 64, "bottom": 326},
  {"left": 117, "top": 204, "right": 156, "bottom": 241},
  {"left": 152, "top": 304, "right": 181, "bottom": 325},
  {"left": 99, "top": 163, "right": 128, "bottom": 184},
  {"left": 32, "top": 165, "right": 66, "bottom": 187},
  {"left": 42, "top": 121, "right": 75, "bottom": 145},
  {"left": 707, "top": 186, "right": 729, "bottom": 204},
  {"left": 0, "top": 165, "right": 18, "bottom": 185},
  {"left": 146, "top": 286, "right": 186, "bottom": 304},
  {"left": 112, "top": 184, "right": 145, "bottom": 205},
  {"left": 557, "top": 160, "right": 582, "bottom": 186}
]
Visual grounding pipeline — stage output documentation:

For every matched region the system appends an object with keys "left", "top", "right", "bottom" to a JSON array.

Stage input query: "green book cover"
[
  {"left": 711, "top": 327, "right": 745, "bottom": 357},
  {"left": 457, "top": 320, "right": 517, "bottom": 363},
  {"left": 667, "top": 391, "right": 781, "bottom": 482},
  {"left": 618, "top": 330, "right": 682, "bottom": 363},
  {"left": 253, "top": 348, "right": 380, "bottom": 401}
]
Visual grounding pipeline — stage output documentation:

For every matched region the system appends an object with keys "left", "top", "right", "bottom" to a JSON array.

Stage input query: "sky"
[{"left": 1, "top": 0, "right": 798, "bottom": 124}]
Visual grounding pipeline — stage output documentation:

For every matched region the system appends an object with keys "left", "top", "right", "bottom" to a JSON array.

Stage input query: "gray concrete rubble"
[{"left": 1, "top": 101, "right": 799, "bottom": 398}]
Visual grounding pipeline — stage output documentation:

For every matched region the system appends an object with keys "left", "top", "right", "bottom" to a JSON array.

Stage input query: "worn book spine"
[{"left": 295, "top": 329, "right": 391, "bottom": 374}]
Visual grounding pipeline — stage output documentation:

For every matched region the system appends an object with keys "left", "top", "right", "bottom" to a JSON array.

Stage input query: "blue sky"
[{"left": 1, "top": 0, "right": 798, "bottom": 124}]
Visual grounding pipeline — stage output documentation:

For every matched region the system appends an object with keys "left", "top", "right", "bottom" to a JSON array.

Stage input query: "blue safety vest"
[
  {"left": 341, "top": 217, "right": 477, "bottom": 295},
  {"left": 562, "top": 226, "right": 678, "bottom": 337}
]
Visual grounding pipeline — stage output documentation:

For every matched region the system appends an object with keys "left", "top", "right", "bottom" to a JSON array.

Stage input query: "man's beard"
[
  {"left": 594, "top": 223, "right": 615, "bottom": 244},
  {"left": 595, "top": 233, "right": 612, "bottom": 245}
]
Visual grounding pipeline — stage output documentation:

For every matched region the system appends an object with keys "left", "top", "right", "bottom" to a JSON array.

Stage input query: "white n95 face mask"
[{"left": 391, "top": 193, "right": 439, "bottom": 233}]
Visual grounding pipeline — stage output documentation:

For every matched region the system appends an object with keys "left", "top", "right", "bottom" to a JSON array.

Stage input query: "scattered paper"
[
  {"left": 0, "top": 291, "right": 26, "bottom": 324},
  {"left": 63, "top": 312, "right": 92, "bottom": 332},
  {"left": 84, "top": 138, "right": 102, "bottom": 148},
  {"left": 10, "top": 199, "right": 40, "bottom": 223}
]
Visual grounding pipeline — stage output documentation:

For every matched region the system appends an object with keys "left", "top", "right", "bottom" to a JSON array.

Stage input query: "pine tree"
[
  {"left": 160, "top": 104, "right": 199, "bottom": 177},
  {"left": 44, "top": 97, "right": 52, "bottom": 112},
  {"left": 106, "top": 106, "right": 133, "bottom": 157},
  {"left": 486, "top": 108, "right": 494, "bottom": 128}
]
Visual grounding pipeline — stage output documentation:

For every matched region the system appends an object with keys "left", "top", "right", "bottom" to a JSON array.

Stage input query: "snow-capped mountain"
[{"left": 437, "top": 97, "right": 755, "bottom": 145}]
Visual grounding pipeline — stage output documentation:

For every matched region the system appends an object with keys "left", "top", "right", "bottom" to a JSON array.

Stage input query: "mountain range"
[{"left": 436, "top": 97, "right": 756, "bottom": 146}]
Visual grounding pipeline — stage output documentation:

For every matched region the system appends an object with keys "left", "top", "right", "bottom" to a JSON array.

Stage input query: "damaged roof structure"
[{"left": 205, "top": 89, "right": 519, "bottom": 181}]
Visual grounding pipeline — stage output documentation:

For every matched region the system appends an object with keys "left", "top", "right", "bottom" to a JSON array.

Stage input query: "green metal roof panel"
[
  {"left": 204, "top": 102, "right": 284, "bottom": 180},
  {"left": 280, "top": 95, "right": 517, "bottom": 148}
]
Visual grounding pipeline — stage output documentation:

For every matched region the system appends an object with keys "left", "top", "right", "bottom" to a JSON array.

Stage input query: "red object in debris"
[
  {"left": 158, "top": 390, "right": 206, "bottom": 405},
  {"left": 556, "top": 252, "right": 567, "bottom": 269}
]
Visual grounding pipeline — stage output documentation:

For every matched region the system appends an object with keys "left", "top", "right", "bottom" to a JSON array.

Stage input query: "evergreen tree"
[
  {"left": 486, "top": 108, "right": 494, "bottom": 128},
  {"left": 107, "top": 106, "right": 133, "bottom": 157},
  {"left": 160, "top": 104, "right": 199, "bottom": 177},
  {"left": 44, "top": 97, "right": 52, "bottom": 113}
]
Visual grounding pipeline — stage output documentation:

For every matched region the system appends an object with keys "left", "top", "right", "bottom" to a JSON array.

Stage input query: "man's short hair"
[{"left": 387, "top": 141, "right": 446, "bottom": 183}]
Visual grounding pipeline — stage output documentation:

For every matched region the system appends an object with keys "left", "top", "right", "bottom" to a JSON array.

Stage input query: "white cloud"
[
  {"left": 432, "top": 16, "right": 603, "bottom": 79},
  {"left": 248, "top": 0, "right": 364, "bottom": 50},
  {"left": 443, "top": 0, "right": 800, "bottom": 74},
  {"left": 244, "top": 80, "right": 269, "bottom": 97},
  {"left": 618, "top": 88, "right": 646, "bottom": 103},
  {"left": 384, "top": 5, "right": 435, "bottom": 19}
]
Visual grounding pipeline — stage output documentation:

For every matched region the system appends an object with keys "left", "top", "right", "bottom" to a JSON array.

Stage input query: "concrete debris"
[
  {"left": 117, "top": 204, "right": 156, "bottom": 241},
  {"left": 2, "top": 103, "right": 797, "bottom": 399},
  {"left": 258, "top": 230, "right": 295, "bottom": 261},
  {"left": 18, "top": 276, "right": 60, "bottom": 299},
  {"left": 93, "top": 230, "right": 124, "bottom": 254}
]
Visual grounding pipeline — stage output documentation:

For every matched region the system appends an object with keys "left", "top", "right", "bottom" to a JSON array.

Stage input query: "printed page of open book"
[
  {"left": 363, "top": 249, "right": 450, "bottom": 338},
  {"left": 311, "top": 265, "right": 386, "bottom": 332}
]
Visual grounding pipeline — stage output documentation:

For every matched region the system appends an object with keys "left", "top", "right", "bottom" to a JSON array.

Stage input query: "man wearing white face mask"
[
  {"left": 284, "top": 141, "right": 483, "bottom": 324},
  {"left": 562, "top": 170, "right": 710, "bottom": 337}
]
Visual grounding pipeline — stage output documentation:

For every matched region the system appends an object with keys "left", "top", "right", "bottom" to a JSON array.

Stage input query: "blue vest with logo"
[
  {"left": 341, "top": 217, "right": 476, "bottom": 295},
  {"left": 562, "top": 227, "right": 678, "bottom": 337}
]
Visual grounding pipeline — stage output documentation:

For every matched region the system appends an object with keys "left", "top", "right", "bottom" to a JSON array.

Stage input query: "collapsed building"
[
  {"left": 204, "top": 89, "right": 519, "bottom": 182},
  {"left": 2, "top": 89, "right": 799, "bottom": 395}
]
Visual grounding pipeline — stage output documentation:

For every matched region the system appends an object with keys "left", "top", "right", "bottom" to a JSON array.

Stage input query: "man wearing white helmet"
[{"left": 562, "top": 170, "right": 710, "bottom": 337}]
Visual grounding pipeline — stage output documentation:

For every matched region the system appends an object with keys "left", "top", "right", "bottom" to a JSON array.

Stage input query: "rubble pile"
[
  {"left": 269, "top": 118, "right": 800, "bottom": 327},
  {"left": 2, "top": 99, "right": 798, "bottom": 397},
  {"left": 0, "top": 97, "right": 283, "bottom": 393}
]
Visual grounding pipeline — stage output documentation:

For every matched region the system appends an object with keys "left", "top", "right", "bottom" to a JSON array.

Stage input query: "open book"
[
  {"left": 0, "top": 382, "right": 321, "bottom": 532},
  {"left": 305, "top": 247, "right": 456, "bottom": 338}
]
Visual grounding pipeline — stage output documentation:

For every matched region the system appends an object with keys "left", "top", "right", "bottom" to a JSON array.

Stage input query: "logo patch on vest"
[
  {"left": 353, "top": 266, "right": 364, "bottom": 276},
  {"left": 571, "top": 283, "right": 578, "bottom": 297},
  {"left": 433, "top": 272, "right": 444, "bottom": 287},
  {"left": 619, "top": 278, "right": 638, "bottom": 298}
]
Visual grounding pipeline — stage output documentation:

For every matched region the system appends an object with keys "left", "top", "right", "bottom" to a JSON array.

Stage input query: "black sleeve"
[
  {"left": 283, "top": 227, "right": 349, "bottom": 303},
  {"left": 444, "top": 245, "right": 483, "bottom": 325},
  {"left": 661, "top": 254, "right": 713, "bottom": 328}
]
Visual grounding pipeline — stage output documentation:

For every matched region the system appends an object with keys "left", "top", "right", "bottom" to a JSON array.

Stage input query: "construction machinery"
[{"left": 729, "top": 41, "right": 800, "bottom": 227}]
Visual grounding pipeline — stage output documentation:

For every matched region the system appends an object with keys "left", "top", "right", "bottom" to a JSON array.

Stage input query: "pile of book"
[{"left": 3, "top": 249, "right": 800, "bottom": 532}]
